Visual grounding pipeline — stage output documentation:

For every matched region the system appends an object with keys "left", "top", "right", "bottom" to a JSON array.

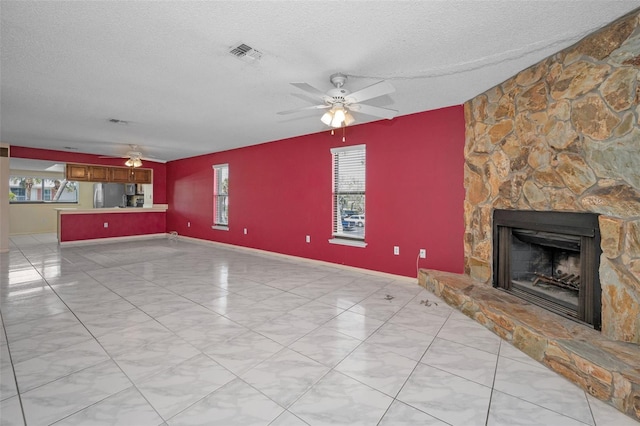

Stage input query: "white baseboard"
[
  {"left": 59, "top": 233, "right": 168, "bottom": 247},
  {"left": 176, "top": 235, "right": 416, "bottom": 283},
  {"left": 59, "top": 232, "right": 417, "bottom": 283}
]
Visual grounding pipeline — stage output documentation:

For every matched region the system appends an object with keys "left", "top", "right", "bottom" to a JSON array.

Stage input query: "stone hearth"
[{"left": 418, "top": 269, "right": 640, "bottom": 421}]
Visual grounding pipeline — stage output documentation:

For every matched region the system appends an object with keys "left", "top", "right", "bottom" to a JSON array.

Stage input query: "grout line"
[
  {"left": 0, "top": 309, "right": 28, "bottom": 426},
  {"left": 7, "top": 237, "right": 173, "bottom": 424},
  {"left": 5, "top": 235, "right": 614, "bottom": 425},
  {"left": 484, "top": 338, "right": 503, "bottom": 425},
  {"left": 1, "top": 238, "right": 55, "bottom": 425}
]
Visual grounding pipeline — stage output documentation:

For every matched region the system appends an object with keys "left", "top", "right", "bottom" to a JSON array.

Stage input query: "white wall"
[{"left": 9, "top": 176, "right": 94, "bottom": 235}]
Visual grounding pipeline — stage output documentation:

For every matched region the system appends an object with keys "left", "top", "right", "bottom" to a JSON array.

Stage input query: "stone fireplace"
[
  {"left": 493, "top": 209, "right": 602, "bottom": 329},
  {"left": 416, "top": 9, "right": 640, "bottom": 421},
  {"left": 463, "top": 9, "right": 640, "bottom": 345}
]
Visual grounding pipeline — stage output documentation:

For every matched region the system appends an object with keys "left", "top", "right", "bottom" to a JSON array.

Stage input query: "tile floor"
[{"left": 1, "top": 234, "right": 637, "bottom": 426}]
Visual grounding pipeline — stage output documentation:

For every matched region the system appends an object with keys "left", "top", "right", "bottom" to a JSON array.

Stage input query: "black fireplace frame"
[{"left": 492, "top": 209, "right": 602, "bottom": 330}]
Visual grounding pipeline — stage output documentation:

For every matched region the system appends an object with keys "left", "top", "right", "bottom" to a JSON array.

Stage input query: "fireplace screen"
[{"left": 493, "top": 210, "right": 601, "bottom": 329}]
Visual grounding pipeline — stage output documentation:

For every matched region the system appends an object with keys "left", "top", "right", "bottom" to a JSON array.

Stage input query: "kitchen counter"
[
  {"left": 56, "top": 204, "right": 168, "bottom": 244},
  {"left": 56, "top": 204, "right": 168, "bottom": 214}
]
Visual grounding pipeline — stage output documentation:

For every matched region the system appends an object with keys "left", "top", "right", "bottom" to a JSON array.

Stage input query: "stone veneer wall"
[{"left": 463, "top": 10, "right": 640, "bottom": 344}]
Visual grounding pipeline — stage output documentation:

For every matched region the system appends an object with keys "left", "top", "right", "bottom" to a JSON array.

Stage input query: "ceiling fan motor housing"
[{"left": 327, "top": 88, "right": 348, "bottom": 103}]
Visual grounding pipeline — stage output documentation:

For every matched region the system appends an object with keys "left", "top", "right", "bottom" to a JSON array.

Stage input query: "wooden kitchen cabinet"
[
  {"left": 109, "top": 167, "right": 131, "bottom": 183},
  {"left": 66, "top": 164, "right": 90, "bottom": 181},
  {"left": 131, "top": 168, "right": 152, "bottom": 184},
  {"left": 66, "top": 163, "right": 153, "bottom": 183},
  {"left": 88, "top": 166, "right": 109, "bottom": 181}
]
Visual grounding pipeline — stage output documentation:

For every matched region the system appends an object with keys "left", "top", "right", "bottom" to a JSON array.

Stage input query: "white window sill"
[
  {"left": 211, "top": 225, "right": 229, "bottom": 231},
  {"left": 328, "top": 238, "right": 367, "bottom": 248}
]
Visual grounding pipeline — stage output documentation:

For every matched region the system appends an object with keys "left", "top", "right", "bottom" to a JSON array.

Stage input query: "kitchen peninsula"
[
  {"left": 56, "top": 160, "right": 168, "bottom": 244},
  {"left": 56, "top": 204, "right": 168, "bottom": 244}
]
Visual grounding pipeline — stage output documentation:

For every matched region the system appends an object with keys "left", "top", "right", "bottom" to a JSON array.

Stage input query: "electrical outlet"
[
  {"left": 306, "top": 235, "right": 311, "bottom": 243},
  {"left": 244, "top": 228, "right": 248, "bottom": 235},
  {"left": 103, "top": 222, "right": 108, "bottom": 228},
  {"left": 393, "top": 246, "right": 399, "bottom": 255},
  {"left": 187, "top": 221, "right": 191, "bottom": 227},
  {"left": 419, "top": 249, "right": 426, "bottom": 259}
]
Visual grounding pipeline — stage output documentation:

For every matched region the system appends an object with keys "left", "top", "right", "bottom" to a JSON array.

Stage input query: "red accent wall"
[
  {"left": 10, "top": 146, "right": 167, "bottom": 204},
  {"left": 60, "top": 212, "right": 166, "bottom": 242},
  {"left": 167, "top": 106, "right": 465, "bottom": 277}
]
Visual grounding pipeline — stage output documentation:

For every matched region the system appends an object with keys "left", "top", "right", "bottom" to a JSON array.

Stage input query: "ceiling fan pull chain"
[{"left": 342, "top": 126, "right": 346, "bottom": 143}]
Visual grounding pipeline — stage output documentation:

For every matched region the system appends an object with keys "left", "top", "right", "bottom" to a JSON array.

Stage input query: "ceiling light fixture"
[
  {"left": 321, "top": 111, "right": 333, "bottom": 126},
  {"left": 279, "top": 72, "right": 397, "bottom": 130},
  {"left": 322, "top": 106, "right": 355, "bottom": 129},
  {"left": 125, "top": 157, "right": 142, "bottom": 168}
]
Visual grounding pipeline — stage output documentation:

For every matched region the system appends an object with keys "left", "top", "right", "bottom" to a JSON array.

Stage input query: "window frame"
[
  {"left": 212, "top": 164, "right": 229, "bottom": 230},
  {"left": 329, "top": 144, "right": 367, "bottom": 248}
]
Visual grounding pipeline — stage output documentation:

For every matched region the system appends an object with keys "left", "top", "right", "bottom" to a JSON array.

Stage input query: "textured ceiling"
[{"left": 1, "top": 1, "right": 639, "bottom": 162}]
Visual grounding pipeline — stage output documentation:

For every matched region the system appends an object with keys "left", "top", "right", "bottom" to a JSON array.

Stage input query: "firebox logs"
[{"left": 532, "top": 272, "right": 580, "bottom": 291}]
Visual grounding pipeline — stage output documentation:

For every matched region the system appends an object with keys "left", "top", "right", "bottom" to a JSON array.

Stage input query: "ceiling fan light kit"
[
  {"left": 122, "top": 144, "right": 143, "bottom": 167},
  {"left": 321, "top": 111, "right": 333, "bottom": 126},
  {"left": 124, "top": 157, "right": 142, "bottom": 168},
  {"left": 321, "top": 106, "right": 355, "bottom": 128},
  {"left": 279, "top": 72, "right": 398, "bottom": 129}
]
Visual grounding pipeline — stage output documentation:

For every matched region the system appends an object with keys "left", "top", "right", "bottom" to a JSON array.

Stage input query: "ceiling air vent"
[
  {"left": 229, "top": 43, "right": 262, "bottom": 62},
  {"left": 108, "top": 118, "right": 129, "bottom": 125}
]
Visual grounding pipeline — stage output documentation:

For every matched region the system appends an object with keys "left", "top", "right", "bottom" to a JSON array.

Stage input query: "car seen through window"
[{"left": 344, "top": 215, "right": 365, "bottom": 227}]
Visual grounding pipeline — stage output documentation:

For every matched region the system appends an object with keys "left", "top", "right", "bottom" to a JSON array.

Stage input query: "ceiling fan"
[
  {"left": 99, "top": 144, "right": 163, "bottom": 167},
  {"left": 278, "top": 73, "right": 398, "bottom": 128},
  {"left": 123, "top": 148, "right": 143, "bottom": 168}
]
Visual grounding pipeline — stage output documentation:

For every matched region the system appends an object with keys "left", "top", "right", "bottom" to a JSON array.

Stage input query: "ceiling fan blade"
[
  {"left": 290, "top": 83, "right": 328, "bottom": 99},
  {"left": 292, "top": 93, "right": 324, "bottom": 105},
  {"left": 345, "top": 80, "right": 395, "bottom": 104},
  {"left": 140, "top": 156, "right": 167, "bottom": 164},
  {"left": 277, "top": 104, "right": 330, "bottom": 115},
  {"left": 348, "top": 103, "right": 398, "bottom": 120}
]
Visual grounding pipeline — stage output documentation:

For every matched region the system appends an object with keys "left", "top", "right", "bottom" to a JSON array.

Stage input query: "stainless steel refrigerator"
[{"left": 93, "top": 183, "right": 126, "bottom": 208}]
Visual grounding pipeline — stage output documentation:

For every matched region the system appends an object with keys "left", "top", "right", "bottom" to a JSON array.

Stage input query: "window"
[
  {"left": 330, "top": 145, "right": 366, "bottom": 247},
  {"left": 212, "top": 164, "right": 229, "bottom": 229},
  {"left": 9, "top": 176, "right": 78, "bottom": 203},
  {"left": 11, "top": 187, "right": 26, "bottom": 201}
]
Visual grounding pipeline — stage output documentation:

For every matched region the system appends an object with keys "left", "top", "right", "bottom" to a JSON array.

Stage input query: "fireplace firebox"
[{"left": 493, "top": 210, "right": 601, "bottom": 329}]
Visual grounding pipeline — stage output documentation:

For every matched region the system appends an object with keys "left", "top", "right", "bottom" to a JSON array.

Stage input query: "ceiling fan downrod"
[{"left": 329, "top": 73, "right": 348, "bottom": 89}]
